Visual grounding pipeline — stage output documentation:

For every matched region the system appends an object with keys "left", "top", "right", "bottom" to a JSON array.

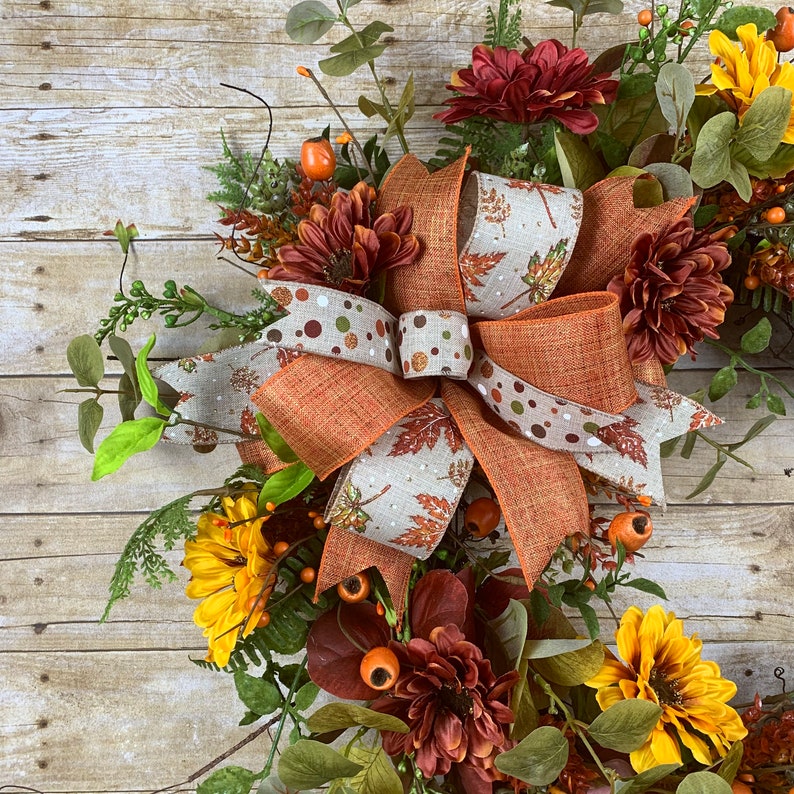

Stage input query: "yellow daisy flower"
[
  {"left": 586, "top": 605, "right": 747, "bottom": 773},
  {"left": 183, "top": 493, "right": 277, "bottom": 666},
  {"left": 697, "top": 23, "right": 794, "bottom": 143}
]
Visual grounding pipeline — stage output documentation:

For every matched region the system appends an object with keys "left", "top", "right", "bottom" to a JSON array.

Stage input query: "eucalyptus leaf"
[
  {"left": 632, "top": 174, "right": 664, "bottom": 208},
  {"left": 709, "top": 365, "right": 738, "bottom": 401},
  {"left": 555, "top": 130, "right": 605, "bottom": 190},
  {"left": 345, "top": 745, "right": 403, "bottom": 794},
  {"left": 532, "top": 638, "right": 605, "bottom": 686},
  {"left": 285, "top": 0, "right": 336, "bottom": 44},
  {"left": 319, "top": 44, "right": 387, "bottom": 77},
  {"left": 78, "top": 398, "right": 104, "bottom": 453},
  {"left": 628, "top": 133, "right": 676, "bottom": 168},
  {"left": 329, "top": 21, "right": 393, "bottom": 53},
  {"left": 690, "top": 112, "right": 735, "bottom": 189},
  {"left": 489, "top": 599, "right": 529, "bottom": 670},
  {"left": 595, "top": 89, "right": 670, "bottom": 147},
  {"left": 233, "top": 669, "right": 282, "bottom": 716},
  {"left": 494, "top": 725, "right": 569, "bottom": 786},
  {"left": 91, "top": 416, "right": 166, "bottom": 480},
  {"left": 587, "top": 699, "right": 663, "bottom": 752},
  {"left": 196, "top": 766, "right": 256, "bottom": 794},
  {"left": 523, "top": 637, "right": 594, "bottom": 659},
  {"left": 615, "top": 764, "right": 681, "bottom": 794},
  {"left": 655, "top": 62, "right": 695, "bottom": 138},
  {"left": 258, "top": 461, "right": 315, "bottom": 511},
  {"left": 67, "top": 334, "right": 105, "bottom": 387},
  {"left": 307, "top": 703, "right": 410, "bottom": 734},
  {"left": 724, "top": 157, "right": 752, "bottom": 202},
  {"left": 677, "top": 770, "right": 734, "bottom": 794},
  {"left": 713, "top": 7, "right": 777, "bottom": 39},
  {"left": 278, "top": 740, "right": 363, "bottom": 790},
  {"left": 644, "top": 162, "right": 694, "bottom": 200},
  {"left": 740, "top": 317, "right": 772, "bottom": 354},
  {"left": 135, "top": 335, "right": 172, "bottom": 417},
  {"left": 735, "top": 86, "right": 792, "bottom": 161}
]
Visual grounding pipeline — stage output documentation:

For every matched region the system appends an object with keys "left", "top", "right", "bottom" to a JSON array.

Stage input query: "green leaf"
[
  {"left": 135, "top": 335, "right": 171, "bottom": 416},
  {"left": 358, "top": 95, "right": 389, "bottom": 121},
  {"left": 709, "top": 365, "right": 738, "bottom": 402},
  {"left": 724, "top": 157, "right": 752, "bottom": 202},
  {"left": 495, "top": 725, "right": 569, "bottom": 786},
  {"left": 681, "top": 430, "right": 698, "bottom": 459},
  {"left": 746, "top": 393, "right": 762, "bottom": 410},
  {"left": 686, "top": 453, "right": 727, "bottom": 499},
  {"left": 329, "top": 21, "right": 393, "bottom": 53},
  {"left": 294, "top": 680, "right": 320, "bottom": 712},
  {"left": 677, "top": 771, "right": 734, "bottom": 794},
  {"left": 595, "top": 90, "right": 669, "bottom": 148},
  {"left": 523, "top": 637, "right": 595, "bottom": 659},
  {"left": 278, "top": 740, "right": 363, "bottom": 790},
  {"left": 285, "top": 0, "right": 336, "bottom": 43},
  {"left": 555, "top": 130, "right": 605, "bottom": 190},
  {"left": 529, "top": 587, "right": 551, "bottom": 626},
  {"left": 622, "top": 577, "right": 667, "bottom": 599},
  {"left": 67, "top": 334, "right": 105, "bottom": 387},
  {"left": 690, "top": 112, "right": 735, "bottom": 189},
  {"left": 117, "top": 372, "right": 140, "bottom": 422},
  {"left": 307, "top": 703, "right": 410, "bottom": 734},
  {"left": 319, "top": 44, "right": 387, "bottom": 77},
  {"left": 632, "top": 174, "right": 665, "bottom": 208},
  {"left": 616, "top": 764, "right": 681, "bottom": 794},
  {"left": 716, "top": 740, "right": 744, "bottom": 783},
  {"left": 258, "top": 462, "right": 315, "bottom": 511},
  {"left": 740, "top": 317, "right": 772, "bottom": 354},
  {"left": 619, "top": 72, "right": 657, "bottom": 100},
  {"left": 587, "top": 699, "right": 663, "bottom": 752},
  {"left": 655, "top": 62, "right": 695, "bottom": 138},
  {"left": 91, "top": 416, "right": 165, "bottom": 480},
  {"left": 596, "top": 131, "right": 629, "bottom": 170},
  {"left": 713, "top": 7, "right": 777, "bottom": 39},
  {"left": 345, "top": 745, "right": 403, "bottom": 794},
  {"left": 233, "top": 670, "right": 282, "bottom": 716},
  {"left": 735, "top": 87, "right": 792, "bottom": 161},
  {"left": 489, "top": 599, "right": 529, "bottom": 670},
  {"left": 108, "top": 335, "right": 140, "bottom": 399},
  {"left": 693, "top": 203, "right": 721, "bottom": 228},
  {"left": 644, "top": 162, "right": 694, "bottom": 200},
  {"left": 532, "top": 637, "right": 605, "bottom": 686},
  {"left": 255, "top": 413, "right": 298, "bottom": 463},
  {"left": 106, "top": 219, "right": 139, "bottom": 254},
  {"left": 78, "top": 398, "right": 104, "bottom": 454},
  {"left": 766, "top": 393, "right": 786, "bottom": 415},
  {"left": 196, "top": 766, "right": 256, "bottom": 794}
]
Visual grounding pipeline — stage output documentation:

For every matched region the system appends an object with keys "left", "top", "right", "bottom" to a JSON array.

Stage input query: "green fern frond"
[
  {"left": 101, "top": 494, "right": 196, "bottom": 622},
  {"left": 483, "top": 0, "right": 523, "bottom": 49}
]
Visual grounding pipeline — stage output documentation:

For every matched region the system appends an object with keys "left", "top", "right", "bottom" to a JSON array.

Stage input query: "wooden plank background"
[{"left": 2, "top": 0, "right": 793, "bottom": 789}]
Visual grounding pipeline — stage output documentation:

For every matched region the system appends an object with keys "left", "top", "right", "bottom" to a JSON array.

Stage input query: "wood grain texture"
[{"left": 4, "top": 0, "right": 793, "bottom": 789}]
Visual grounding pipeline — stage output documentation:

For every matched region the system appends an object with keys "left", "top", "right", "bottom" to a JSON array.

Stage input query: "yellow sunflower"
[
  {"left": 183, "top": 493, "right": 277, "bottom": 666},
  {"left": 697, "top": 23, "right": 794, "bottom": 143},
  {"left": 586, "top": 605, "right": 747, "bottom": 773}
]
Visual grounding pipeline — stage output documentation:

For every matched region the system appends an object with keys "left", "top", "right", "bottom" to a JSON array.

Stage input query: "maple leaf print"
[
  {"left": 597, "top": 417, "right": 648, "bottom": 468},
  {"left": 501, "top": 238, "right": 569, "bottom": 310},
  {"left": 328, "top": 482, "right": 390, "bottom": 533},
  {"left": 388, "top": 402, "right": 464, "bottom": 456},
  {"left": 506, "top": 180, "right": 564, "bottom": 228},
  {"left": 689, "top": 407, "right": 722, "bottom": 430},
  {"left": 240, "top": 406, "right": 259, "bottom": 436},
  {"left": 442, "top": 459, "right": 473, "bottom": 489},
  {"left": 276, "top": 348, "right": 302, "bottom": 369},
  {"left": 648, "top": 385, "right": 683, "bottom": 421},
  {"left": 191, "top": 425, "right": 219, "bottom": 446},
  {"left": 480, "top": 187, "right": 511, "bottom": 235},
  {"left": 392, "top": 493, "right": 453, "bottom": 553},
  {"left": 459, "top": 250, "right": 506, "bottom": 303}
]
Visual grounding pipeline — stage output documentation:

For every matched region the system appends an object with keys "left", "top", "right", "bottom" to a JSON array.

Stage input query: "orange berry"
[
  {"left": 583, "top": 577, "right": 597, "bottom": 591},
  {"left": 464, "top": 497, "right": 501, "bottom": 537},
  {"left": 247, "top": 594, "right": 267, "bottom": 613},
  {"left": 744, "top": 274, "right": 761, "bottom": 290},
  {"left": 257, "top": 268, "right": 269, "bottom": 279},
  {"left": 776, "top": 183, "right": 787, "bottom": 193},
  {"left": 731, "top": 782, "right": 753, "bottom": 794},
  {"left": 300, "top": 137, "right": 336, "bottom": 182},
  {"left": 376, "top": 601, "right": 386, "bottom": 616},
  {"left": 335, "top": 131, "right": 353, "bottom": 145},
  {"left": 637, "top": 494, "right": 653, "bottom": 507},
  {"left": 296, "top": 65, "right": 311, "bottom": 78},
  {"left": 360, "top": 646, "right": 400, "bottom": 690},
  {"left": 767, "top": 205, "right": 787, "bottom": 224},
  {"left": 637, "top": 9, "right": 653, "bottom": 25},
  {"left": 768, "top": 7, "right": 794, "bottom": 52},
  {"left": 680, "top": 19, "right": 695, "bottom": 29},
  {"left": 337, "top": 572, "right": 371, "bottom": 603},
  {"left": 607, "top": 511, "right": 654, "bottom": 553},
  {"left": 313, "top": 516, "right": 327, "bottom": 530},
  {"left": 300, "top": 566, "right": 316, "bottom": 584},
  {"left": 211, "top": 517, "right": 228, "bottom": 527},
  {"left": 307, "top": 511, "right": 320, "bottom": 518},
  {"left": 257, "top": 611, "right": 271, "bottom": 628},
  {"left": 273, "top": 541, "right": 290, "bottom": 556},
  {"left": 264, "top": 501, "right": 277, "bottom": 513}
]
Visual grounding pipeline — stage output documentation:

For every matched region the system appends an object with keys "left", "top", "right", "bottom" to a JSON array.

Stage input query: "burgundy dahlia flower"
[
  {"left": 371, "top": 624, "right": 519, "bottom": 793},
  {"left": 434, "top": 41, "right": 618, "bottom": 134},
  {"left": 268, "top": 181, "right": 420, "bottom": 296},
  {"left": 607, "top": 216, "right": 734, "bottom": 365}
]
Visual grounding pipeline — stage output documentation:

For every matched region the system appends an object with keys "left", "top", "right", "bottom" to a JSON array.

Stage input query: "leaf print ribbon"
[{"left": 157, "top": 154, "right": 717, "bottom": 613}]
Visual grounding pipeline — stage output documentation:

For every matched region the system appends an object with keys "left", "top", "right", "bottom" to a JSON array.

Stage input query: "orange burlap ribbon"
[{"left": 250, "top": 155, "right": 694, "bottom": 612}]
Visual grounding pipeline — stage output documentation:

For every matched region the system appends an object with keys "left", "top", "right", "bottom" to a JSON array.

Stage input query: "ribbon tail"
[
  {"left": 315, "top": 525, "right": 414, "bottom": 622},
  {"left": 442, "top": 381, "right": 590, "bottom": 585}
]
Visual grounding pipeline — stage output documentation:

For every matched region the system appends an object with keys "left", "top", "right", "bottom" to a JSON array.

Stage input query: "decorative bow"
[{"left": 157, "top": 155, "right": 718, "bottom": 614}]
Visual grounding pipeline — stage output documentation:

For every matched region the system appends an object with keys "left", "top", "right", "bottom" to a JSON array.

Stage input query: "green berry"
[{"left": 164, "top": 315, "right": 177, "bottom": 327}]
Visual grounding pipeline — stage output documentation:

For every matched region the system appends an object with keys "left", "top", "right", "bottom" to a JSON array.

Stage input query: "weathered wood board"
[{"left": 3, "top": 0, "right": 793, "bottom": 789}]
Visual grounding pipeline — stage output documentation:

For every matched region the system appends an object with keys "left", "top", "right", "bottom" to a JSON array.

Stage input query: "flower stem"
[{"left": 262, "top": 655, "right": 308, "bottom": 778}]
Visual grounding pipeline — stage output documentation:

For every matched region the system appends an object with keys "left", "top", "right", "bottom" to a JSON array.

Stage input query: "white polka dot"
[
  {"left": 586, "top": 437, "right": 602, "bottom": 447},
  {"left": 461, "top": 324, "right": 468, "bottom": 339},
  {"left": 369, "top": 348, "right": 375, "bottom": 357},
  {"left": 498, "top": 275, "right": 504, "bottom": 281},
  {"left": 563, "top": 413, "right": 571, "bottom": 420},
  {"left": 316, "top": 294, "right": 329, "bottom": 308},
  {"left": 216, "top": 395, "right": 222, "bottom": 401},
  {"left": 477, "top": 383, "right": 487, "bottom": 396}
]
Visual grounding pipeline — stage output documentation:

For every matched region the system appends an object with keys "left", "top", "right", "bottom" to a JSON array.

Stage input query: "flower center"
[
  {"left": 324, "top": 249, "right": 353, "bottom": 285},
  {"left": 438, "top": 681, "right": 474, "bottom": 720},
  {"left": 660, "top": 297, "right": 676, "bottom": 311},
  {"left": 648, "top": 666, "right": 683, "bottom": 706}
]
